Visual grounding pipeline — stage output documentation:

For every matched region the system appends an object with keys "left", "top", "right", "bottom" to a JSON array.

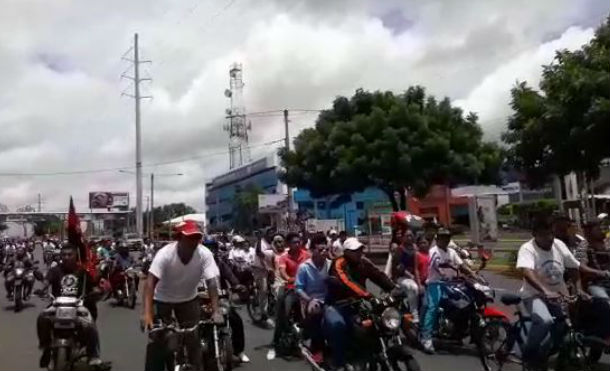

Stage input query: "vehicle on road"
[
  {"left": 107, "top": 266, "right": 138, "bottom": 309},
  {"left": 148, "top": 320, "right": 203, "bottom": 371},
  {"left": 9, "top": 260, "right": 38, "bottom": 312},
  {"left": 302, "top": 295, "right": 421, "bottom": 371},
  {"left": 479, "top": 294, "right": 603, "bottom": 371},
  {"left": 199, "top": 289, "right": 234, "bottom": 371}
]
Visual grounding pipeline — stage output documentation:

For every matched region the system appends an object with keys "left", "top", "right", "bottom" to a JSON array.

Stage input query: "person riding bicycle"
[
  {"left": 36, "top": 243, "right": 105, "bottom": 368},
  {"left": 324, "top": 237, "right": 399, "bottom": 370},
  {"left": 201, "top": 238, "right": 250, "bottom": 364},
  {"left": 516, "top": 215, "right": 610, "bottom": 369},
  {"left": 253, "top": 228, "right": 278, "bottom": 328},
  {"left": 142, "top": 220, "right": 221, "bottom": 371},
  {"left": 267, "top": 232, "right": 310, "bottom": 360},
  {"left": 420, "top": 227, "right": 480, "bottom": 354},
  {"left": 295, "top": 232, "right": 330, "bottom": 363}
]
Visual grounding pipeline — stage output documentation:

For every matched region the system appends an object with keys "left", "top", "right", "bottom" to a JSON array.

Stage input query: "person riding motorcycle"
[
  {"left": 295, "top": 232, "right": 330, "bottom": 363},
  {"left": 516, "top": 215, "right": 610, "bottom": 369},
  {"left": 203, "top": 238, "right": 250, "bottom": 363},
  {"left": 267, "top": 232, "right": 310, "bottom": 360},
  {"left": 4, "top": 246, "right": 41, "bottom": 299},
  {"left": 420, "top": 227, "right": 481, "bottom": 354},
  {"left": 582, "top": 218, "right": 610, "bottom": 299},
  {"left": 390, "top": 227, "right": 422, "bottom": 323},
  {"left": 324, "top": 237, "right": 399, "bottom": 370},
  {"left": 228, "top": 235, "right": 254, "bottom": 287},
  {"left": 36, "top": 243, "right": 105, "bottom": 368}
]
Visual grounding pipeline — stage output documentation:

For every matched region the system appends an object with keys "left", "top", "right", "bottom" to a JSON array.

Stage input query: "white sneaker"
[
  {"left": 265, "top": 318, "right": 275, "bottom": 328},
  {"left": 266, "top": 348, "right": 276, "bottom": 360},
  {"left": 421, "top": 339, "right": 435, "bottom": 354},
  {"left": 238, "top": 352, "right": 250, "bottom": 363}
]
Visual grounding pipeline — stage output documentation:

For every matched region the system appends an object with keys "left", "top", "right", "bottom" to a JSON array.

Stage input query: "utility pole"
[
  {"left": 150, "top": 173, "right": 154, "bottom": 240},
  {"left": 284, "top": 109, "right": 292, "bottom": 228},
  {"left": 121, "top": 33, "right": 151, "bottom": 238}
]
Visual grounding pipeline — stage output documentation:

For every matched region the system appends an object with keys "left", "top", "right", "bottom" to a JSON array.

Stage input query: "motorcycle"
[
  {"left": 42, "top": 295, "right": 92, "bottom": 371},
  {"left": 10, "top": 260, "right": 38, "bottom": 312},
  {"left": 302, "top": 295, "right": 421, "bottom": 371},
  {"left": 108, "top": 267, "right": 137, "bottom": 309},
  {"left": 409, "top": 263, "right": 508, "bottom": 358},
  {"left": 198, "top": 289, "right": 234, "bottom": 371},
  {"left": 139, "top": 252, "right": 154, "bottom": 276}
]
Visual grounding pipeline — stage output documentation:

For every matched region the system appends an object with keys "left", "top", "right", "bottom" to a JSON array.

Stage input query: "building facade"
[{"left": 205, "top": 154, "right": 284, "bottom": 228}]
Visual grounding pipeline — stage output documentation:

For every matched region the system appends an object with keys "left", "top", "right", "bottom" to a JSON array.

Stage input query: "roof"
[{"left": 451, "top": 185, "right": 509, "bottom": 197}]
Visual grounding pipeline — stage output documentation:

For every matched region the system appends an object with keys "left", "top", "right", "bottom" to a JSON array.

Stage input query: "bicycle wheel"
[
  {"left": 246, "top": 288, "right": 263, "bottom": 323},
  {"left": 478, "top": 319, "right": 514, "bottom": 371}
]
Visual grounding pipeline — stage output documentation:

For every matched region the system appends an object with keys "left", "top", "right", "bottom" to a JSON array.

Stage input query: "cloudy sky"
[{"left": 0, "top": 0, "right": 608, "bottom": 213}]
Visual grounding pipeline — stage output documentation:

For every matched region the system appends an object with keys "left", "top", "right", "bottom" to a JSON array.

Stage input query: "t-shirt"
[
  {"left": 516, "top": 238, "right": 580, "bottom": 298},
  {"left": 47, "top": 265, "right": 94, "bottom": 298},
  {"left": 295, "top": 259, "right": 330, "bottom": 301},
  {"left": 427, "top": 246, "right": 463, "bottom": 283},
  {"left": 278, "top": 248, "right": 311, "bottom": 289},
  {"left": 417, "top": 252, "right": 430, "bottom": 284},
  {"left": 228, "top": 248, "right": 254, "bottom": 267},
  {"left": 149, "top": 242, "right": 220, "bottom": 303}
]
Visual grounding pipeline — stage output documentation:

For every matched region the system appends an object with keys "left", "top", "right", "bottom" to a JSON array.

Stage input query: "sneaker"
[
  {"left": 265, "top": 318, "right": 275, "bottom": 328},
  {"left": 421, "top": 339, "right": 435, "bottom": 354},
  {"left": 88, "top": 357, "right": 103, "bottom": 367},
  {"left": 238, "top": 352, "right": 250, "bottom": 363},
  {"left": 266, "top": 348, "right": 276, "bottom": 360},
  {"left": 39, "top": 349, "right": 51, "bottom": 368}
]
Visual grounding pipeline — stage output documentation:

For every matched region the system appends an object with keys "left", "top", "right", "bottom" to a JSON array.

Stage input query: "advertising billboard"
[
  {"left": 258, "top": 194, "right": 287, "bottom": 214},
  {"left": 468, "top": 195, "right": 498, "bottom": 244},
  {"left": 89, "top": 192, "right": 129, "bottom": 209}
]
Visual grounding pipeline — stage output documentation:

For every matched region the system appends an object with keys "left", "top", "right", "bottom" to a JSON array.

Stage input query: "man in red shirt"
[{"left": 267, "top": 232, "right": 310, "bottom": 360}]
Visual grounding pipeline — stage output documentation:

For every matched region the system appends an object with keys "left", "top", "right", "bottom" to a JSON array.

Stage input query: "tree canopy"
[
  {"left": 503, "top": 16, "right": 610, "bottom": 187},
  {"left": 280, "top": 86, "right": 503, "bottom": 210},
  {"left": 232, "top": 184, "right": 264, "bottom": 232}
]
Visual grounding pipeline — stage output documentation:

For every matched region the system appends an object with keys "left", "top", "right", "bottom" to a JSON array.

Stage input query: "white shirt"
[
  {"left": 252, "top": 239, "right": 274, "bottom": 269},
  {"left": 427, "top": 245, "right": 464, "bottom": 283},
  {"left": 149, "top": 242, "right": 220, "bottom": 303},
  {"left": 229, "top": 247, "right": 254, "bottom": 267},
  {"left": 516, "top": 238, "right": 580, "bottom": 298},
  {"left": 331, "top": 239, "right": 343, "bottom": 257}
]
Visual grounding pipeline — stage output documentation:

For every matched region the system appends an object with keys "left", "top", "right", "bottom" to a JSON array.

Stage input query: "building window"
[{"left": 356, "top": 201, "right": 364, "bottom": 210}]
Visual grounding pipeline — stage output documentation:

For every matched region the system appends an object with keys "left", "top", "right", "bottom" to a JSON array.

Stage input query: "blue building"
[
  {"left": 205, "top": 154, "right": 284, "bottom": 228},
  {"left": 293, "top": 187, "right": 388, "bottom": 234}
]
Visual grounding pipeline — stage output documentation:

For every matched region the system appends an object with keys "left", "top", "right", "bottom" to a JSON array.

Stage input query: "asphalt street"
[{"left": 0, "top": 251, "right": 607, "bottom": 371}]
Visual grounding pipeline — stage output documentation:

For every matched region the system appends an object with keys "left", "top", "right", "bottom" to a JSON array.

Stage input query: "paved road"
[{"left": 0, "top": 253, "right": 607, "bottom": 371}]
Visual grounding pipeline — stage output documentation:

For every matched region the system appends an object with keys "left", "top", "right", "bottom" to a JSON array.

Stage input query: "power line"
[{"left": 0, "top": 139, "right": 284, "bottom": 177}]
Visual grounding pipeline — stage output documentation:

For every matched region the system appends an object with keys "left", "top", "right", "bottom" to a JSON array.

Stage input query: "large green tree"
[
  {"left": 503, "top": 16, "right": 610, "bottom": 187},
  {"left": 280, "top": 86, "right": 503, "bottom": 211}
]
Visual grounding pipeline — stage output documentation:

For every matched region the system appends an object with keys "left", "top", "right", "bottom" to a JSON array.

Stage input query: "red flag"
[{"left": 67, "top": 197, "right": 98, "bottom": 279}]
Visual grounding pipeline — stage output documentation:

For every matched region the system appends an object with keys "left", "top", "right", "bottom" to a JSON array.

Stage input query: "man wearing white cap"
[
  {"left": 141, "top": 220, "right": 221, "bottom": 371},
  {"left": 324, "top": 237, "right": 398, "bottom": 369}
]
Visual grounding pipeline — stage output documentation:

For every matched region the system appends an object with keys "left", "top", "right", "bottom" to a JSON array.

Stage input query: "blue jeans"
[
  {"left": 323, "top": 305, "right": 352, "bottom": 367},
  {"left": 588, "top": 285, "right": 610, "bottom": 300},
  {"left": 421, "top": 282, "right": 446, "bottom": 340}
]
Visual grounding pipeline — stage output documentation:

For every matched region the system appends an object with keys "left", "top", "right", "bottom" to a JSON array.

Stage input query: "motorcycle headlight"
[
  {"left": 381, "top": 307, "right": 401, "bottom": 331},
  {"left": 15, "top": 268, "right": 24, "bottom": 276}
]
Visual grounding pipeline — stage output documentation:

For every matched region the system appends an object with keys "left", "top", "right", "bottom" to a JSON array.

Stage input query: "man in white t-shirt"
[
  {"left": 252, "top": 229, "right": 277, "bottom": 327},
  {"left": 516, "top": 215, "right": 609, "bottom": 368},
  {"left": 420, "top": 228, "right": 479, "bottom": 354},
  {"left": 141, "top": 220, "right": 221, "bottom": 371}
]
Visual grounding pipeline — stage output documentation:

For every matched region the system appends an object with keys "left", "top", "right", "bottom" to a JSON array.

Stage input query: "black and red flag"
[{"left": 67, "top": 197, "right": 98, "bottom": 279}]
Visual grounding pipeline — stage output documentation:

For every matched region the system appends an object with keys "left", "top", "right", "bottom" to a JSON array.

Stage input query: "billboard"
[
  {"left": 468, "top": 195, "right": 498, "bottom": 244},
  {"left": 258, "top": 194, "right": 287, "bottom": 214},
  {"left": 89, "top": 192, "right": 129, "bottom": 209}
]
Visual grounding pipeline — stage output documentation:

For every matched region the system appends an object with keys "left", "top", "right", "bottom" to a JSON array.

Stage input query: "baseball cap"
[
  {"left": 175, "top": 220, "right": 203, "bottom": 237},
  {"left": 437, "top": 228, "right": 451, "bottom": 237},
  {"left": 342, "top": 237, "right": 364, "bottom": 251},
  {"left": 232, "top": 235, "right": 246, "bottom": 243}
]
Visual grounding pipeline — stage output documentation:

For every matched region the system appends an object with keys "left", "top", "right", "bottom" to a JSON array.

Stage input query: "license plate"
[{"left": 56, "top": 307, "right": 77, "bottom": 320}]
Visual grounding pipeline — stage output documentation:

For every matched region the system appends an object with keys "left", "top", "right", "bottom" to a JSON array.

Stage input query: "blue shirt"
[{"left": 295, "top": 258, "right": 330, "bottom": 301}]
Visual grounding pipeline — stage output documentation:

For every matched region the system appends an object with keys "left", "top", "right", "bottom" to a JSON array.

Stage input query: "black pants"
[
  {"left": 228, "top": 307, "right": 245, "bottom": 354},
  {"left": 145, "top": 298, "right": 202, "bottom": 371},
  {"left": 272, "top": 287, "right": 299, "bottom": 346},
  {"left": 37, "top": 307, "right": 100, "bottom": 358}
]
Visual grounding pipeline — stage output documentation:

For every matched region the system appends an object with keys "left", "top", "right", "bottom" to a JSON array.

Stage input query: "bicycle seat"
[{"left": 500, "top": 294, "right": 522, "bottom": 306}]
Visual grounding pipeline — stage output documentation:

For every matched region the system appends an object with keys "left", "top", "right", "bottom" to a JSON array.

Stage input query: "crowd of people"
[{"left": 1, "top": 211, "right": 609, "bottom": 371}]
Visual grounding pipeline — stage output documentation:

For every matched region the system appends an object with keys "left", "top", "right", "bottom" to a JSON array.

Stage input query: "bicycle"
[
  {"left": 479, "top": 294, "right": 603, "bottom": 371},
  {"left": 148, "top": 320, "right": 204, "bottom": 371}
]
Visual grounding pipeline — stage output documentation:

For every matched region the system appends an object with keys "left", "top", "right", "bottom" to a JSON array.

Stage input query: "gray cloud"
[{"left": 0, "top": 0, "right": 607, "bottom": 212}]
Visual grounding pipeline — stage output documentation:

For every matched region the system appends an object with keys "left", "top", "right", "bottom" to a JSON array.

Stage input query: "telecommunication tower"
[{"left": 223, "top": 63, "right": 251, "bottom": 169}]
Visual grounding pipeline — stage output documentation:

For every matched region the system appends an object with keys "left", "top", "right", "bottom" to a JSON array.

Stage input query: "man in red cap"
[{"left": 142, "top": 220, "right": 221, "bottom": 371}]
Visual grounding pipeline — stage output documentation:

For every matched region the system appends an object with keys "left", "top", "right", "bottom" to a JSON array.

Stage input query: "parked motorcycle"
[
  {"left": 199, "top": 289, "right": 234, "bottom": 371},
  {"left": 302, "top": 295, "right": 421, "bottom": 371}
]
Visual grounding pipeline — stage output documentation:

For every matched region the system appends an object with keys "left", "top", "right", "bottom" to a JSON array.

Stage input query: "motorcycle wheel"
[
  {"left": 477, "top": 319, "right": 511, "bottom": 371},
  {"left": 127, "top": 282, "right": 137, "bottom": 309},
  {"left": 246, "top": 289, "right": 264, "bottom": 323},
  {"left": 52, "top": 347, "right": 69, "bottom": 371},
  {"left": 14, "top": 286, "right": 23, "bottom": 312},
  {"left": 386, "top": 345, "right": 421, "bottom": 371}
]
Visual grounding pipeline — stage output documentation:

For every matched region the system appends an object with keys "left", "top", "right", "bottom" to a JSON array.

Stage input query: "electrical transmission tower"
[
  {"left": 121, "top": 33, "right": 152, "bottom": 238},
  {"left": 223, "top": 63, "right": 251, "bottom": 169}
]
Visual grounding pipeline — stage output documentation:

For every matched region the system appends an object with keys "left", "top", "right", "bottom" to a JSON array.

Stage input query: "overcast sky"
[{"left": 0, "top": 0, "right": 608, "bottom": 212}]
